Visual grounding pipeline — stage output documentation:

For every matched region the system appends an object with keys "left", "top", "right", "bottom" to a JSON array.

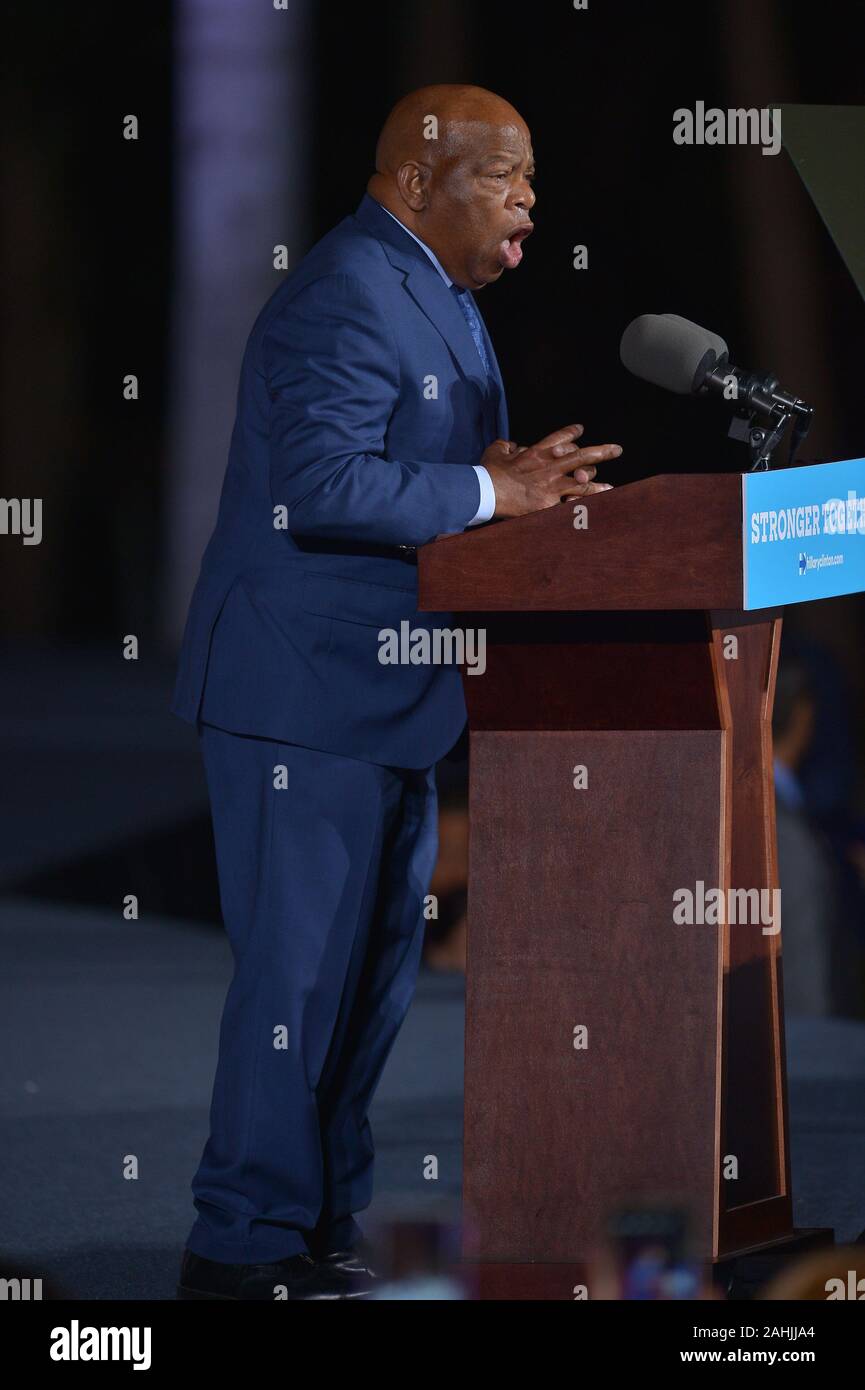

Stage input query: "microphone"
[
  {"left": 619, "top": 313, "right": 814, "bottom": 470},
  {"left": 619, "top": 313, "right": 729, "bottom": 395}
]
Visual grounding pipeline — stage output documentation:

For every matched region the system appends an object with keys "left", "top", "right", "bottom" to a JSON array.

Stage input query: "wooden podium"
[{"left": 418, "top": 471, "right": 822, "bottom": 1297}]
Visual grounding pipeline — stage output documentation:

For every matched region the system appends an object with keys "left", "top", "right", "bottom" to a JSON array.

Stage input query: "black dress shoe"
[
  {"left": 315, "top": 1247, "right": 378, "bottom": 1295},
  {"left": 176, "top": 1248, "right": 366, "bottom": 1301}
]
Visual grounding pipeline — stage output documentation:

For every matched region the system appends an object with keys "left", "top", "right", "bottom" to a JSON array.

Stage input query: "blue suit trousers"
[{"left": 186, "top": 722, "right": 438, "bottom": 1264}]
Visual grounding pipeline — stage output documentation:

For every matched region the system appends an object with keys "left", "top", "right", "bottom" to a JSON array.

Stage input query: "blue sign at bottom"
[{"left": 743, "top": 457, "right": 865, "bottom": 609}]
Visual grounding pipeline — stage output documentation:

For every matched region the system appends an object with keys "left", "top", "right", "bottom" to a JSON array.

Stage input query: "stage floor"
[{"left": 1, "top": 894, "right": 863, "bottom": 1299}]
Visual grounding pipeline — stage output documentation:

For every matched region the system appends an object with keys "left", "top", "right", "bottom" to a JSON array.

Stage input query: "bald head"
[
  {"left": 367, "top": 84, "right": 536, "bottom": 291},
  {"left": 374, "top": 84, "right": 527, "bottom": 174}
]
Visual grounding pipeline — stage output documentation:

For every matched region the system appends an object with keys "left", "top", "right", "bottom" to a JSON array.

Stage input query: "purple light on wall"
[{"left": 164, "top": 0, "right": 312, "bottom": 641}]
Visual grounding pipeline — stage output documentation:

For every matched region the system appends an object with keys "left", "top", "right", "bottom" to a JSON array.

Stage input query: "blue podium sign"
[{"left": 743, "top": 457, "right": 865, "bottom": 609}]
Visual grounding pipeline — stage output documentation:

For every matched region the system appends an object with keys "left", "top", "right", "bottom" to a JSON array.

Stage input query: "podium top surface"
[{"left": 418, "top": 458, "right": 865, "bottom": 613}]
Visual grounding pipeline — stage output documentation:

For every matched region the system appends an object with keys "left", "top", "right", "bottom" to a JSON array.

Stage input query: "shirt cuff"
[{"left": 467, "top": 465, "right": 497, "bottom": 527}]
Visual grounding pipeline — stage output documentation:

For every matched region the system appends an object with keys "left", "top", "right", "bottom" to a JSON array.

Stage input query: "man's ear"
[{"left": 396, "top": 161, "right": 431, "bottom": 212}]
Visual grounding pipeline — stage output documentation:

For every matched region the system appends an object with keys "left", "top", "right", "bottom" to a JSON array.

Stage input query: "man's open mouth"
[{"left": 498, "top": 223, "right": 534, "bottom": 270}]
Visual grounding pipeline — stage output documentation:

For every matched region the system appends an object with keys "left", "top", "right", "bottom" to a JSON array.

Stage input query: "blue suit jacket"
[{"left": 171, "top": 194, "right": 508, "bottom": 769}]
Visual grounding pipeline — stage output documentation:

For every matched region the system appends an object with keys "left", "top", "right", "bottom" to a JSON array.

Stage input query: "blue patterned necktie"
[{"left": 452, "top": 285, "right": 494, "bottom": 383}]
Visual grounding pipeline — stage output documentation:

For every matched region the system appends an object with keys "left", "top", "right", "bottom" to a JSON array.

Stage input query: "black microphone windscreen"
[{"left": 619, "top": 313, "right": 729, "bottom": 394}]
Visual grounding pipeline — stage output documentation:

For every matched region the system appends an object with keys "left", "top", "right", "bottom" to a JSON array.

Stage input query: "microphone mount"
[{"left": 702, "top": 362, "right": 814, "bottom": 471}]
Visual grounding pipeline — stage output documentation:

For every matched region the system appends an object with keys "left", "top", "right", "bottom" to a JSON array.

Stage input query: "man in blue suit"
[{"left": 175, "top": 84, "right": 620, "bottom": 1300}]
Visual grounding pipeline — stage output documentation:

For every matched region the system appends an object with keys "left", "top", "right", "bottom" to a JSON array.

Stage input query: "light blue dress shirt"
[{"left": 379, "top": 205, "right": 497, "bottom": 527}]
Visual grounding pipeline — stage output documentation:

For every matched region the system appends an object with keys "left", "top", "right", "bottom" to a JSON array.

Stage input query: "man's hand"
[{"left": 481, "top": 425, "right": 621, "bottom": 519}]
